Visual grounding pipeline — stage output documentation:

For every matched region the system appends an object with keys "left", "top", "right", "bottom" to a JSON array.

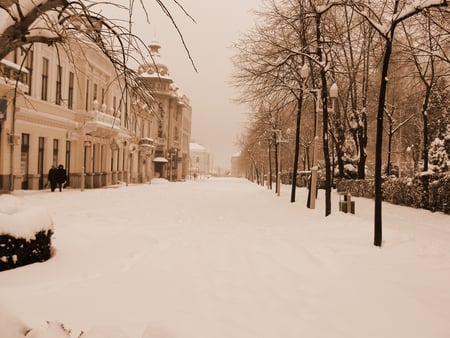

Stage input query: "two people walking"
[{"left": 48, "top": 164, "right": 67, "bottom": 192}]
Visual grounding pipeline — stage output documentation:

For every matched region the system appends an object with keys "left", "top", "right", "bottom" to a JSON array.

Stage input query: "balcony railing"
[{"left": 84, "top": 110, "right": 122, "bottom": 137}]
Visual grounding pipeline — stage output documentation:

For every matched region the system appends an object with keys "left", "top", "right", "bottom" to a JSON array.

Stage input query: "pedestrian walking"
[
  {"left": 55, "top": 164, "right": 67, "bottom": 192},
  {"left": 48, "top": 166, "right": 57, "bottom": 192}
]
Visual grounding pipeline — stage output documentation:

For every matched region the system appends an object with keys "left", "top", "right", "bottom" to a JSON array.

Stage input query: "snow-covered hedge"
[
  {"left": 0, "top": 195, "right": 54, "bottom": 271},
  {"left": 336, "top": 173, "right": 450, "bottom": 214}
]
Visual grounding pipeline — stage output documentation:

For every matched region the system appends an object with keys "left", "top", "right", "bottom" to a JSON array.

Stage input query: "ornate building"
[
  {"left": 0, "top": 39, "right": 191, "bottom": 192},
  {"left": 137, "top": 42, "right": 192, "bottom": 181}
]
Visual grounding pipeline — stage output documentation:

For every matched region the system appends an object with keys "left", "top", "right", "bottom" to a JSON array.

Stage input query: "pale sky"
[{"left": 126, "top": 0, "right": 263, "bottom": 170}]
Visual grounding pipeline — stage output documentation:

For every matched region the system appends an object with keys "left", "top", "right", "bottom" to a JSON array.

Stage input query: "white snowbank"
[
  {"left": 0, "top": 195, "right": 53, "bottom": 240},
  {"left": 0, "top": 178, "right": 449, "bottom": 338}
]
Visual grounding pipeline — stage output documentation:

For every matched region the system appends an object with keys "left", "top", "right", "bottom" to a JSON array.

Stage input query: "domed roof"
[{"left": 138, "top": 41, "right": 172, "bottom": 80}]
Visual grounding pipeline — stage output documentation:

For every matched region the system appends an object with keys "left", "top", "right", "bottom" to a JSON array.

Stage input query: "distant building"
[
  {"left": 137, "top": 42, "right": 192, "bottom": 181},
  {"left": 231, "top": 151, "right": 246, "bottom": 177},
  {"left": 189, "top": 142, "right": 211, "bottom": 178}
]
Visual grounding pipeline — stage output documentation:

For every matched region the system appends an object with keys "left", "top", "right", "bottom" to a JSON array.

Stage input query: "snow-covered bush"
[
  {"left": 337, "top": 172, "right": 450, "bottom": 214},
  {"left": 0, "top": 195, "right": 54, "bottom": 271},
  {"left": 444, "top": 124, "right": 450, "bottom": 157},
  {"left": 428, "top": 137, "right": 449, "bottom": 173},
  {"left": 340, "top": 136, "right": 359, "bottom": 179},
  {"left": 428, "top": 173, "right": 450, "bottom": 213}
]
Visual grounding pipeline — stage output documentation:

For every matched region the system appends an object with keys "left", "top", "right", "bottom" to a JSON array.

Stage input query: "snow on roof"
[
  {"left": 189, "top": 142, "right": 207, "bottom": 152},
  {"left": 0, "top": 59, "right": 30, "bottom": 73}
]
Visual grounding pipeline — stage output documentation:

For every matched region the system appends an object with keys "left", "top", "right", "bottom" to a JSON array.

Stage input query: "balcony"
[
  {"left": 0, "top": 59, "right": 29, "bottom": 93},
  {"left": 84, "top": 110, "right": 122, "bottom": 138},
  {"left": 154, "top": 137, "right": 166, "bottom": 146},
  {"left": 138, "top": 137, "right": 154, "bottom": 151}
]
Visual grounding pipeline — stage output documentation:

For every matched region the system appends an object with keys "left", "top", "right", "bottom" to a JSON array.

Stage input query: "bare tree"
[
  {"left": 351, "top": 0, "right": 450, "bottom": 246},
  {"left": 0, "top": 0, "right": 196, "bottom": 117}
]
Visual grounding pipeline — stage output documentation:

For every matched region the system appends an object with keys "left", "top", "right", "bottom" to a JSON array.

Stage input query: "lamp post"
[
  {"left": 290, "top": 64, "right": 310, "bottom": 203},
  {"left": 80, "top": 125, "right": 85, "bottom": 191},
  {"left": 267, "top": 136, "right": 273, "bottom": 190},
  {"left": 308, "top": 88, "right": 321, "bottom": 209},
  {"left": 271, "top": 129, "right": 288, "bottom": 197},
  {"left": 329, "top": 83, "right": 339, "bottom": 188},
  {"left": 298, "top": 63, "right": 329, "bottom": 210}
]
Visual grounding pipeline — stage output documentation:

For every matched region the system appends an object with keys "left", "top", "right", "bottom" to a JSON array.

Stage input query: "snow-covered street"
[{"left": 1, "top": 177, "right": 450, "bottom": 338}]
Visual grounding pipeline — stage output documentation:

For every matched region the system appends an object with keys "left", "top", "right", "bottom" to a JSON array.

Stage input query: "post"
[
  {"left": 80, "top": 124, "right": 85, "bottom": 191},
  {"left": 308, "top": 89, "right": 321, "bottom": 209},
  {"left": 329, "top": 83, "right": 339, "bottom": 190},
  {"left": 277, "top": 140, "right": 281, "bottom": 197}
]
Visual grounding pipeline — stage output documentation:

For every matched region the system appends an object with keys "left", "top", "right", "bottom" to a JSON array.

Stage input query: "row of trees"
[{"left": 232, "top": 0, "right": 450, "bottom": 246}]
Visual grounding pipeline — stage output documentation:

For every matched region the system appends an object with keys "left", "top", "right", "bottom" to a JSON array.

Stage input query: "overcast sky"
[{"left": 123, "top": 0, "right": 263, "bottom": 170}]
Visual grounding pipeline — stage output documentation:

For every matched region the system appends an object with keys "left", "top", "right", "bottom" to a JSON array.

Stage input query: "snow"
[
  {"left": 0, "top": 195, "right": 53, "bottom": 240},
  {"left": 0, "top": 177, "right": 449, "bottom": 338}
]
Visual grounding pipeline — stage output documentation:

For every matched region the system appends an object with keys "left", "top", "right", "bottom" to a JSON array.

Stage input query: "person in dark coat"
[
  {"left": 48, "top": 166, "right": 57, "bottom": 192},
  {"left": 55, "top": 164, "right": 67, "bottom": 192}
]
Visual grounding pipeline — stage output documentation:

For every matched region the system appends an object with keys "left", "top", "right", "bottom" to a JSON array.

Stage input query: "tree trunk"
[
  {"left": 374, "top": 37, "right": 394, "bottom": 247},
  {"left": 386, "top": 123, "right": 393, "bottom": 175},
  {"left": 274, "top": 132, "right": 279, "bottom": 195},
  {"left": 291, "top": 95, "right": 303, "bottom": 202},
  {"left": 357, "top": 112, "right": 367, "bottom": 179},
  {"left": 315, "top": 12, "right": 332, "bottom": 216}
]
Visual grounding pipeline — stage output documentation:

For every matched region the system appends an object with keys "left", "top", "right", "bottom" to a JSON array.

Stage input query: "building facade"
[
  {"left": 137, "top": 42, "right": 192, "bottom": 182},
  {"left": 0, "top": 39, "right": 191, "bottom": 192},
  {"left": 231, "top": 151, "right": 246, "bottom": 177},
  {"left": 189, "top": 142, "right": 211, "bottom": 178}
]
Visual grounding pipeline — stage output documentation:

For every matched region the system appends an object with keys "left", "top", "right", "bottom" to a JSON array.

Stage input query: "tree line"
[{"left": 232, "top": 0, "right": 450, "bottom": 246}]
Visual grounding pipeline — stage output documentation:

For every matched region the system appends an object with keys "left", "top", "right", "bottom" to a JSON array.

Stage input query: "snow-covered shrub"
[
  {"left": 428, "top": 173, "right": 450, "bottom": 213},
  {"left": 382, "top": 177, "right": 424, "bottom": 208},
  {"left": 339, "top": 136, "right": 359, "bottom": 179},
  {"left": 428, "top": 137, "right": 449, "bottom": 173},
  {"left": 336, "top": 179, "right": 374, "bottom": 198},
  {"left": 0, "top": 195, "right": 54, "bottom": 271},
  {"left": 343, "top": 163, "right": 358, "bottom": 179},
  {"left": 336, "top": 174, "right": 450, "bottom": 214}
]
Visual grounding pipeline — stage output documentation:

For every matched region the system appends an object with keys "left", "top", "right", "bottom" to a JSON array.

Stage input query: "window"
[
  {"left": 65, "top": 140, "right": 71, "bottom": 186},
  {"left": 93, "top": 83, "right": 98, "bottom": 102},
  {"left": 68, "top": 72, "right": 74, "bottom": 110},
  {"left": 38, "top": 137, "right": 44, "bottom": 189},
  {"left": 25, "top": 50, "right": 33, "bottom": 95},
  {"left": 85, "top": 79, "right": 90, "bottom": 111},
  {"left": 53, "top": 139, "right": 59, "bottom": 167},
  {"left": 21, "top": 133, "right": 30, "bottom": 190},
  {"left": 41, "top": 58, "right": 49, "bottom": 101},
  {"left": 55, "top": 65, "right": 62, "bottom": 105}
]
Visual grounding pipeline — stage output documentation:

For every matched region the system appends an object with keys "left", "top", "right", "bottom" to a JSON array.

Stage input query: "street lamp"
[
  {"left": 300, "top": 63, "right": 310, "bottom": 79},
  {"left": 271, "top": 129, "right": 287, "bottom": 196},
  {"left": 329, "top": 83, "right": 339, "bottom": 102},
  {"left": 329, "top": 82, "right": 339, "bottom": 187},
  {"left": 299, "top": 62, "right": 326, "bottom": 209},
  {"left": 291, "top": 64, "right": 310, "bottom": 203},
  {"left": 272, "top": 129, "right": 282, "bottom": 196}
]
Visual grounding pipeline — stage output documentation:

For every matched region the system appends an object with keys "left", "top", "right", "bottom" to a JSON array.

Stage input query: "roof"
[{"left": 190, "top": 142, "right": 207, "bottom": 152}]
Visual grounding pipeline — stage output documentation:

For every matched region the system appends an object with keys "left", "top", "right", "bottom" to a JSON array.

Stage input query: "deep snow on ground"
[{"left": 1, "top": 177, "right": 449, "bottom": 338}]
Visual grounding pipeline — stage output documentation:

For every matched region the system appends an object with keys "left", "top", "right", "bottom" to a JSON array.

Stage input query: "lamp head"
[
  {"left": 329, "top": 83, "right": 339, "bottom": 98},
  {"left": 300, "top": 64, "right": 310, "bottom": 79}
]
